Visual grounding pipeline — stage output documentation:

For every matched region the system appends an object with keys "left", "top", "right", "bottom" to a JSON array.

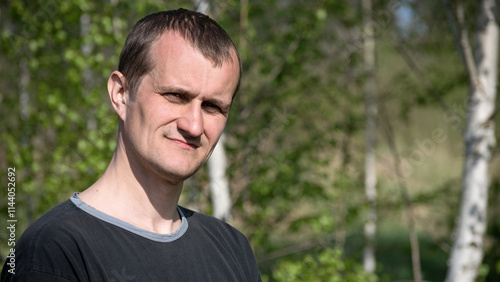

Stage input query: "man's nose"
[{"left": 177, "top": 103, "right": 204, "bottom": 137}]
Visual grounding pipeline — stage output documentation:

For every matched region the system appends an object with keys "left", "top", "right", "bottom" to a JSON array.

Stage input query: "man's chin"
[{"left": 157, "top": 167, "right": 201, "bottom": 185}]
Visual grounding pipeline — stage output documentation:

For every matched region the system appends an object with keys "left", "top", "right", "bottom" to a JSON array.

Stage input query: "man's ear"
[{"left": 108, "top": 71, "right": 128, "bottom": 121}]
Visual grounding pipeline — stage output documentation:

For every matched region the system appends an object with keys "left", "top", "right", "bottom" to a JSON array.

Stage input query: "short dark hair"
[{"left": 118, "top": 8, "right": 241, "bottom": 99}]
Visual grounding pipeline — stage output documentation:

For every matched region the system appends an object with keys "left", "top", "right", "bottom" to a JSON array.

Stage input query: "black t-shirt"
[{"left": 1, "top": 195, "right": 261, "bottom": 281}]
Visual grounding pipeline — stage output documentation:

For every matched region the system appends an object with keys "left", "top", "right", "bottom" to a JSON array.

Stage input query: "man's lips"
[{"left": 166, "top": 137, "right": 200, "bottom": 149}]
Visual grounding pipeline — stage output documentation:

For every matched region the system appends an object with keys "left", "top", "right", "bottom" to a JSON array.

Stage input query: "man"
[{"left": 1, "top": 8, "right": 261, "bottom": 281}]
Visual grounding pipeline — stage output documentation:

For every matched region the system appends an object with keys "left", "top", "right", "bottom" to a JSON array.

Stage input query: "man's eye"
[
  {"left": 163, "top": 93, "right": 184, "bottom": 101},
  {"left": 202, "top": 102, "right": 222, "bottom": 113}
]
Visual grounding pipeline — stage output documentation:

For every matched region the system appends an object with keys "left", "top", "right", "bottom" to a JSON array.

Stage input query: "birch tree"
[
  {"left": 207, "top": 133, "right": 232, "bottom": 222},
  {"left": 445, "top": 0, "right": 499, "bottom": 280},
  {"left": 362, "top": 0, "right": 377, "bottom": 274}
]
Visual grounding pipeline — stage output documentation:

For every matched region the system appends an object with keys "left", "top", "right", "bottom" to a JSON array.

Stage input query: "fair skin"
[{"left": 79, "top": 31, "right": 240, "bottom": 234}]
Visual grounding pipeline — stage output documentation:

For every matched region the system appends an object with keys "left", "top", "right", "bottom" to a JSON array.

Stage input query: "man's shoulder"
[
  {"left": 178, "top": 206, "right": 251, "bottom": 245},
  {"left": 177, "top": 206, "right": 261, "bottom": 281},
  {"left": 20, "top": 199, "right": 83, "bottom": 240},
  {"left": 179, "top": 206, "right": 236, "bottom": 231},
  {"left": 14, "top": 199, "right": 92, "bottom": 259}
]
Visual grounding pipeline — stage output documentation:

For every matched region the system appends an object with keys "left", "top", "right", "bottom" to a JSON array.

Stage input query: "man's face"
[{"left": 120, "top": 31, "right": 239, "bottom": 184}]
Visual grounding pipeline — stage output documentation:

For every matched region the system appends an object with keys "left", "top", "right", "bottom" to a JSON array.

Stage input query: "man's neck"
[{"left": 79, "top": 144, "right": 184, "bottom": 234}]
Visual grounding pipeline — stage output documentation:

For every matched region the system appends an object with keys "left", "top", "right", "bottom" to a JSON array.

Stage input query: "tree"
[
  {"left": 362, "top": 0, "right": 377, "bottom": 274},
  {"left": 207, "top": 133, "right": 232, "bottom": 222},
  {"left": 445, "top": 0, "right": 499, "bottom": 280}
]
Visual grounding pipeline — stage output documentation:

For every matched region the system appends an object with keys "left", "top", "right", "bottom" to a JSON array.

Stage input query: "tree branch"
[
  {"left": 444, "top": 0, "right": 478, "bottom": 84},
  {"left": 237, "top": 37, "right": 302, "bottom": 121}
]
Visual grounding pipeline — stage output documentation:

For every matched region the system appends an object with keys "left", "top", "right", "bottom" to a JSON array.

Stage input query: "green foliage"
[
  {"left": 1, "top": 1, "right": 498, "bottom": 281},
  {"left": 271, "top": 248, "right": 377, "bottom": 282}
]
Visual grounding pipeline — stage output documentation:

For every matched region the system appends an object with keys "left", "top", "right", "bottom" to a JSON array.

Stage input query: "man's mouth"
[{"left": 166, "top": 137, "right": 200, "bottom": 149}]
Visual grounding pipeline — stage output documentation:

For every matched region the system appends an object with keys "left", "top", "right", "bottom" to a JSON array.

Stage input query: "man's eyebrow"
[
  {"left": 154, "top": 85, "right": 232, "bottom": 110},
  {"left": 153, "top": 85, "right": 194, "bottom": 96}
]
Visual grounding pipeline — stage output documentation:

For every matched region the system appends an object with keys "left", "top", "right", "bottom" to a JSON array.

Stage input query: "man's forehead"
[
  {"left": 151, "top": 31, "right": 238, "bottom": 69},
  {"left": 151, "top": 31, "right": 192, "bottom": 57}
]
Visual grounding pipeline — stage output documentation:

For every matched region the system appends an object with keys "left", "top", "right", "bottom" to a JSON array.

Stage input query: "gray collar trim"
[{"left": 70, "top": 193, "right": 188, "bottom": 243}]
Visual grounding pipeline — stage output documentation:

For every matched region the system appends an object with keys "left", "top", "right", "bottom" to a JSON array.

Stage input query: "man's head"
[
  {"left": 108, "top": 9, "right": 240, "bottom": 184},
  {"left": 118, "top": 8, "right": 241, "bottom": 100}
]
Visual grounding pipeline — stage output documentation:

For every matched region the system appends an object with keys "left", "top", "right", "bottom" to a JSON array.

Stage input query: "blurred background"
[{"left": 1, "top": 0, "right": 499, "bottom": 281}]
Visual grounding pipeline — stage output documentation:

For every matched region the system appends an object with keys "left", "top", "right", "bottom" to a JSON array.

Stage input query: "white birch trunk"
[
  {"left": 446, "top": 0, "right": 499, "bottom": 281},
  {"left": 208, "top": 133, "right": 232, "bottom": 222},
  {"left": 362, "top": 0, "right": 377, "bottom": 274}
]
